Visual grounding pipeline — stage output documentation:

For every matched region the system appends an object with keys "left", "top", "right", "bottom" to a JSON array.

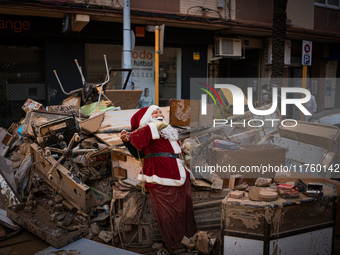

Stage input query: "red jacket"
[{"left": 129, "top": 122, "right": 187, "bottom": 186}]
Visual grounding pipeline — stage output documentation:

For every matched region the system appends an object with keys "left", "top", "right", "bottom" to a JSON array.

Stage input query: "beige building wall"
[
  {"left": 75, "top": 0, "right": 237, "bottom": 21},
  {"left": 180, "top": 0, "right": 236, "bottom": 20},
  {"left": 287, "top": 0, "right": 314, "bottom": 30}
]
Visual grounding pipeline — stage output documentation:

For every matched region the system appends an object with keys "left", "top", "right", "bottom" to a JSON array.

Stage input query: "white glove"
[{"left": 154, "top": 121, "right": 168, "bottom": 131}]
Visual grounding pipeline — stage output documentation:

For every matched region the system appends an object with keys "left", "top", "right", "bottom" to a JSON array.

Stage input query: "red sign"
[{"left": 135, "top": 26, "right": 145, "bottom": 38}]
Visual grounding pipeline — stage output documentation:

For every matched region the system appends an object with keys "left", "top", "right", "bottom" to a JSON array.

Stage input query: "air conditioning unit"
[
  {"left": 264, "top": 38, "right": 291, "bottom": 65},
  {"left": 215, "top": 38, "right": 242, "bottom": 57}
]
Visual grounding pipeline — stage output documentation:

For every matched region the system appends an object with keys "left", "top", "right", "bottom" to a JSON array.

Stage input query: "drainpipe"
[{"left": 123, "top": 0, "right": 131, "bottom": 89}]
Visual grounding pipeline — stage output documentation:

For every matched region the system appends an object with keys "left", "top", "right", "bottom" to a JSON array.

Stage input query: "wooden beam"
[{"left": 72, "top": 14, "right": 90, "bottom": 32}]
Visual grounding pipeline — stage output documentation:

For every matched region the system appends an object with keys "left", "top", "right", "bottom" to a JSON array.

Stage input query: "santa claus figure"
[{"left": 120, "top": 105, "right": 197, "bottom": 253}]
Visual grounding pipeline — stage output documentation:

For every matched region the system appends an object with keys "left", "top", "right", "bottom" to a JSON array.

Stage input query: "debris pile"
[{"left": 0, "top": 95, "right": 339, "bottom": 254}]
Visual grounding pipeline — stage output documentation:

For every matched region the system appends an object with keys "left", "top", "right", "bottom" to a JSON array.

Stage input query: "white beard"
[{"left": 149, "top": 116, "right": 179, "bottom": 141}]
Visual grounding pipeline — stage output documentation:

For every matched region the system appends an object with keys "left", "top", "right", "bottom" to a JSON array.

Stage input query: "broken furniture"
[
  {"left": 21, "top": 110, "right": 76, "bottom": 138},
  {"left": 0, "top": 208, "right": 21, "bottom": 241},
  {"left": 226, "top": 104, "right": 282, "bottom": 139},
  {"left": 207, "top": 144, "right": 286, "bottom": 187},
  {"left": 30, "top": 110, "right": 99, "bottom": 182},
  {"left": 222, "top": 183, "right": 337, "bottom": 255},
  {"left": 111, "top": 149, "right": 141, "bottom": 182},
  {"left": 30, "top": 143, "right": 90, "bottom": 212},
  {"left": 110, "top": 190, "right": 159, "bottom": 249},
  {"left": 0, "top": 127, "right": 14, "bottom": 157},
  {"left": 0, "top": 170, "right": 20, "bottom": 210},
  {"left": 278, "top": 121, "right": 340, "bottom": 174},
  {"left": 54, "top": 55, "right": 111, "bottom": 109},
  {"left": 279, "top": 121, "right": 340, "bottom": 153},
  {"left": 32, "top": 110, "right": 80, "bottom": 148},
  {"left": 259, "top": 132, "right": 338, "bottom": 179},
  {"left": 7, "top": 200, "right": 89, "bottom": 248},
  {"left": 35, "top": 238, "right": 138, "bottom": 255},
  {"left": 192, "top": 189, "right": 231, "bottom": 232},
  {"left": 54, "top": 56, "right": 134, "bottom": 115},
  {"left": 92, "top": 106, "right": 170, "bottom": 147}
]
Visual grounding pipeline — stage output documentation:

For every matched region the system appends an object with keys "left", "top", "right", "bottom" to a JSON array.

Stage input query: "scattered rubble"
[{"left": 0, "top": 91, "right": 339, "bottom": 254}]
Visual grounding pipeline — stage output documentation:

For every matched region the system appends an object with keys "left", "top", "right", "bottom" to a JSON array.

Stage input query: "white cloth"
[
  {"left": 305, "top": 95, "right": 317, "bottom": 121},
  {"left": 305, "top": 95, "right": 317, "bottom": 114}
]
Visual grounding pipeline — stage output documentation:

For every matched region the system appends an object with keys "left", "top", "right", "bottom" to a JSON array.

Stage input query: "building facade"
[{"left": 0, "top": 0, "right": 339, "bottom": 127}]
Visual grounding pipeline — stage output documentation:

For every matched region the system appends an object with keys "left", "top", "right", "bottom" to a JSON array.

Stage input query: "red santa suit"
[{"left": 128, "top": 105, "right": 197, "bottom": 251}]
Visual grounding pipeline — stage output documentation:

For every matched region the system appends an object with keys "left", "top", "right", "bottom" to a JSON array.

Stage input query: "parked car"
[{"left": 309, "top": 108, "right": 340, "bottom": 128}]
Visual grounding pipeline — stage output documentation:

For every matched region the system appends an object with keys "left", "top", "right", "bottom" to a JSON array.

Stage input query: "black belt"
[{"left": 144, "top": 152, "right": 183, "bottom": 160}]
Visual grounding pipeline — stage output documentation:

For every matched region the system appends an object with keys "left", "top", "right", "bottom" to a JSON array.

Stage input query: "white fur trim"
[
  {"left": 170, "top": 140, "right": 181, "bottom": 153},
  {"left": 139, "top": 105, "right": 160, "bottom": 128},
  {"left": 137, "top": 140, "right": 187, "bottom": 186},
  {"left": 147, "top": 123, "right": 160, "bottom": 140}
]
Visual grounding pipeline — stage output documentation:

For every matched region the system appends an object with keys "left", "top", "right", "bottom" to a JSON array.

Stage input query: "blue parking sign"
[
  {"left": 303, "top": 55, "right": 310, "bottom": 65},
  {"left": 302, "top": 40, "right": 312, "bottom": 66}
]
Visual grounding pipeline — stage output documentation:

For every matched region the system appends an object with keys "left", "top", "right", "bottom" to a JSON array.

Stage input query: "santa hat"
[{"left": 131, "top": 105, "right": 160, "bottom": 131}]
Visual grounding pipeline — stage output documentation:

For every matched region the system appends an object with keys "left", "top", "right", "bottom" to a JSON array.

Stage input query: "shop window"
[
  {"left": 85, "top": 44, "right": 181, "bottom": 108},
  {"left": 0, "top": 44, "right": 45, "bottom": 128}
]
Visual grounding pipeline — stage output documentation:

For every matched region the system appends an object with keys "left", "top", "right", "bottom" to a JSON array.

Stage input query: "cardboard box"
[
  {"left": 228, "top": 174, "right": 243, "bottom": 189},
  {"left": 279, "top": 121, "right": 339, "bottom": 152},
  {"left": 170, "top": 99, "right": 192, "bottom": 126},
  {"left": 207, "top": 144, "right": 286, "bottom": 180},
  {"left": 111, "top": 149, "right": 141, "bottom": 181},
  {"left": 105, "top": 90, "right": 143, "bottom": 110},
  {"left": 21, "top": 98, "right": 44, "bottom": 112},
  {"left": 169, "top": 99, "right": 213, "bottom": 127},
  {"left": 113, "top": 167, "right": 127, "bottom": 179}
]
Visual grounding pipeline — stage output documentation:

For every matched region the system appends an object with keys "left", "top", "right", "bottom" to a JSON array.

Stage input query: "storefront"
[{"left": 0, "top": 14, "right": 212, "bottom": 128}]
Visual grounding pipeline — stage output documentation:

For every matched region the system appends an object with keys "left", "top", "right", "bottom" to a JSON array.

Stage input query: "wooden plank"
[
  {"left": 0, "top": 208, "right": 20, "bottom": 231},
  {"left": 0, "top": 156, "right": 17, "bottom": 196},
  {"left": 111, "top": 150, "right": 127, "bottom": 162},
  {"left": 178, "top": 125, "right": 232, "bottom": 140},
  {"left": 105, "top": 90, "right": 143, "bottom": 110},
  {"left": 228, "top": 129, "right": 261, "bottom": 145},
  {"left": 30, "top": 143, "right": 90, "bottom": 212},
  {"left": 92, "top": 106, "right": 170, "bottom": 133},
  {"left": 79, "top": 113, "right": 105, "bottom": 134},
  {"left": 6, "top": 202, "right": 88, "bottom": 248},
  {"left": 95, "top": 133, "right": 122, "bottom": 147},
  {"left": 47, "top": 105, "right": 80, "bottom": 114},
  {"left": 113, "top": 167, "right": 127, "bottom": 179},
  {"left": 62, "top": 96, "right": 81, "bottom": 106},
  {"left": 72, "top": 14, "right": 90, "bottom": 32},
  {"left": 0, "top": 171, "right": 20, "bottom": 210},
  {"left": 0, "top": 128, "right": 13, "bottom": 157},
  {"left": 192, "top": 179, "right": 212, "bottom": 190}
]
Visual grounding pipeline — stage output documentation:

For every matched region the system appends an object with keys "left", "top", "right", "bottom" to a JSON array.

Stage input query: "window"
[
  {"left": 85, "top": 44, "right": 182, "bottom": 108},
  {"left": 0, "top": 44, "right": 45, "bottom": 128},
  {"left": 315, "top": 0, "right": 340, "bottom": 9}
]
